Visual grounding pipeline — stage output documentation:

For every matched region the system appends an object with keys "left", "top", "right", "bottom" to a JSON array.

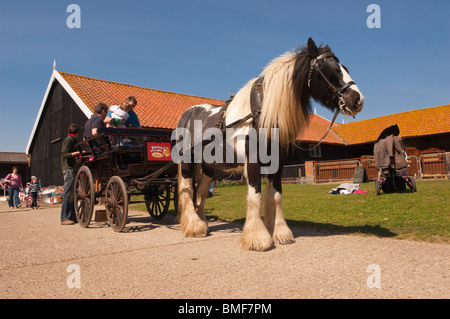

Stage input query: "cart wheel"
[
  {"left": 74, "top": 166, "right": 95, "bottom": 228},
  {"left": 145, "top": 184, "right": 170, "bottom": 220},
  {"left": 375, "top": 179, "right": 382, "bottom": 196},
  {"left": 105, "top": 176, "right": 128, "bottom": 232},
  {"left": 407, "top": 176, "right": 417, "bottom": 192}
]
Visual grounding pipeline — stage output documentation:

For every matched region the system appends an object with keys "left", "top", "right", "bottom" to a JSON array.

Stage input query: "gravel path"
[{"left": 0, "top": 201, "right": 448, "bottom": 299}]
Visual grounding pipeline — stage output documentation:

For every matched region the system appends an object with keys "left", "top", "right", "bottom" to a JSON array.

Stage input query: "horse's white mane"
[
  {"left": 226, "top": 50, "right": 309, "bottom": 148},
  {"left": 260, "top": 51, "right": 309, "bottom": 146}
]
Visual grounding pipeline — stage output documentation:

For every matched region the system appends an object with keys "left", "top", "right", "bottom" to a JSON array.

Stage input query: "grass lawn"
[{"left": 130, "top": 180, "right": 450, "bottom": 243}]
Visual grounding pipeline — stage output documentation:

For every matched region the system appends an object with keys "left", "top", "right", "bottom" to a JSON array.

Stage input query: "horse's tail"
[
  {"left": 176, "top": 107, "right": 195, "bottom": 222},
  {"left": 176, "top": 162, "right": 183, "bottom": 221}
]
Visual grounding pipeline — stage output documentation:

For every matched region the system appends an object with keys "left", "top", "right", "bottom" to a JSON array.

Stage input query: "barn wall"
[
  {"left": 28, "top": 81, "right": 88, "bottom": 187},
  {"left": 345, "top": 133, "right": 450, "bottom": 159},
  {"left": 286, "top": 144, "right": 347, "bottom": 165}
]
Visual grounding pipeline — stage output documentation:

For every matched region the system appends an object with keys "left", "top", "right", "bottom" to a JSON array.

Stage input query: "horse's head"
[{"left": 306, "top": 38, "right": 364, "bottom": 117}]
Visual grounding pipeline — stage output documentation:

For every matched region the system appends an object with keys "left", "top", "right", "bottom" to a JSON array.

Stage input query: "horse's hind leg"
[
  {"left": 194, "top": 172, "right": 212, "bottom": 223},
  {"left": 178, "top": 163, "right": 208, "bottom": 237},
  {"left": 240, "top": 163, "right": 274, "bottom": 251},
  {"left": 263, "top": 180, "right": 295, "bottom": 245}
]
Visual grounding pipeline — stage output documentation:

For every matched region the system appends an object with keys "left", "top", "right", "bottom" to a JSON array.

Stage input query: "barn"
[
  {"left": 26, "top": 68, "right": 224, "bottom": 186},
  {"left": 291, "top": 104, "right": 450, "bottom": 183},
  {"left": 332, "top": 104, "right": 450, "bottom": 156},
  {"left": 292, "top": 104, "right": 450, "bottom": 162}
]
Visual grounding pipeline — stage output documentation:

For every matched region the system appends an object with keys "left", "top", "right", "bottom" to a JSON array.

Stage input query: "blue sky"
[{"left": 1, "top": 0, "right": 449, "bottom": 152}]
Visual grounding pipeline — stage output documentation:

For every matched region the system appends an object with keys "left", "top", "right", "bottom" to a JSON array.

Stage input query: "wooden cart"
[{"left": 74, "top": 128, "right": 177, "bottom": 232}]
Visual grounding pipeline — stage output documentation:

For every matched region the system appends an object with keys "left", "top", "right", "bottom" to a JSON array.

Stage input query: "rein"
[{"left": 291, "top": 108, "right": 340, "bottom": 152}]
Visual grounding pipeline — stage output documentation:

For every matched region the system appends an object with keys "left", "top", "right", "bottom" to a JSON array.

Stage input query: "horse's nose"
[{"left": 354, "top": 95, "right": 364, "bottom": 111}]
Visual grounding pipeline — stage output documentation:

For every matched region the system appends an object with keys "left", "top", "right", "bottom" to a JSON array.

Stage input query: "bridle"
[
  {"left": 307, "top": 52, "right": 356, "bottom": 117},
  {"left": 216, "top": 51, "right": 359, "bottom": 152},
  {"left": 294, "top": 52, "right": 357, "bottom": 152}
]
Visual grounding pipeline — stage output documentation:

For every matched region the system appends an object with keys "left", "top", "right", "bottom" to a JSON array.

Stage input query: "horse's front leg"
[
  {"left": 240, "top": 163, "right": 274, "bottom": 251},
  {"left": 263, "top": 170, "right": 295, "bottom": 245}
]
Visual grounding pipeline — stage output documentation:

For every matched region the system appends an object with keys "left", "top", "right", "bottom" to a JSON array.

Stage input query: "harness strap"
[
  {"left": 216, "top": 77, "right": 264, "bottom": 133},
  {"left": 249, "top": 77, "right": 264, "bottom": 128}
]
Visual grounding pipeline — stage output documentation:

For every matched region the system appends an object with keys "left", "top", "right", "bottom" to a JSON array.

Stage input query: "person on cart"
[
  {"left": 105, "top": 96, "right": 141, "bottom": 129},
  {"left": 84, "top": 103, "right": 112, "bottom": 156},
  {"left": 84, "top": 103, "right": 109, "bottom": 139}
]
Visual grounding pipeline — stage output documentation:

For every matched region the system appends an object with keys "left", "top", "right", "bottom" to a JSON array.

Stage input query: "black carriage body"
[
  {"left": 77, "top": 128, "right": 176, "bottom": 183},
  {"left": 74, "top": 128, "right": 177, "bottom": 231}
]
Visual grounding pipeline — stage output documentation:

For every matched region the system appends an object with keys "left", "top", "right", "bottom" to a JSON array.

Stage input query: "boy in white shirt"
[{"left": 109, "top": 102, "right": 133, "bottom": 128}]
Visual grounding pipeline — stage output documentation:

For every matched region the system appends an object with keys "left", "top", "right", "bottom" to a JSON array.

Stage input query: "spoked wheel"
[
  {"left": 145, "top": 184, "right": 170, "bottom": 220},
  {"left": 407, "top": 176, "right": 417, "bottom": 192},
  {"left": 105, "top": 176, "right": 128, "bottom": 232},
  {"left": 74, "top": 166, "right": 95, "bottom": 228},
  {"left": 375, "top": 179, "right": 382, "bottom": 196}
]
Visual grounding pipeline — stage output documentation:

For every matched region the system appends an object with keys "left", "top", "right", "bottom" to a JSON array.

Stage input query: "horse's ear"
[{"left": 307, "top": 38, "right": 318, "bottom": 57}]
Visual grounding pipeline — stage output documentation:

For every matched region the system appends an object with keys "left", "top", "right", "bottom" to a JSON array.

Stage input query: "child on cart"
[
  {"left": 108, "top": 102, "right": 133, "bottom": 129},
  {"left": 108, "top": 102, "right": 133, "bottom": 145}
]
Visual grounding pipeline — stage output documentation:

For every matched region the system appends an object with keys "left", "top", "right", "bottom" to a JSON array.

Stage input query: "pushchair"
[{"left": 373, "top": 124, "right": 417, "bottom": 195}]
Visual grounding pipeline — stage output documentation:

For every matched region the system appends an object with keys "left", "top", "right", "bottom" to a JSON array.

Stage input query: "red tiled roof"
[
  {"left": 59, "top": 71, "right": 225, "bottom": 129},
  {"left": 332, "top": 104, "right": 450, "bottom": 145},
  {"left": 58, "top": 71, "right": 450, "bottom": 145},
  {"left": 296, "top": 114, "right": 344, "bottom": 145},
  {"left": 59, "top": 71, "right": 345, "bottom": 142}
]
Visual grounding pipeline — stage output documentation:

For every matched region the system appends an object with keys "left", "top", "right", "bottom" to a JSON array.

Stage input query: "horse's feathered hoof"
[
  {"left": 181, "top": 220, "right": 209, "bottom": 238},
  {"left": 240, "top": 219, "right": 274, "bottom": 251},
  {"left": 180, "top": 211, "right": 209, "bottom": 238},
  {"left": 273, "top": 226, "right": 295, "bottom": 245}
]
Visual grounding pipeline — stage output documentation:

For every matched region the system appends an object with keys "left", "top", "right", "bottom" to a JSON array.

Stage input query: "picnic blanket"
[{"left": 329, "top": 183, "right": 369, "bottom": 195}]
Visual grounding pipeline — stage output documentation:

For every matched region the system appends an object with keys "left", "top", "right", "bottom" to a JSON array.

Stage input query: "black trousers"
[{"left": 31, "top": 192, "right": 38, "bottom": 208}]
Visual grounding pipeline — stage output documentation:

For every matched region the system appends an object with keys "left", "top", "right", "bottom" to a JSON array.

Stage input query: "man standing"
[{"left": 60, "top": 123, "right": 81, "bottom": 225}]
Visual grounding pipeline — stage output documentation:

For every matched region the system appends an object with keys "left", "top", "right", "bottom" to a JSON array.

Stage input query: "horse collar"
[
  {"left": 250, "top": 77, "right": 264, "bottom": 127},
  {"left": 215, "top": 77, "right": 264, "bottom": 133}
]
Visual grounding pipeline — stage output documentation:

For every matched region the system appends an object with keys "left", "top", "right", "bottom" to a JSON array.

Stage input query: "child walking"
[{"left": 29, "top": 176, "right": 42, "bottom": 209}]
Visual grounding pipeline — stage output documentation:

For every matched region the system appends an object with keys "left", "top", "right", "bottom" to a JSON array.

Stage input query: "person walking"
[
  {"left": 60, "top": 123, "right": 81, "bottom": 225},
  {"left": 4, "top": 166, "right": 23, "bottom": 209},
  {"left": 29, "top": 176, "right": 42, "bottom": 209}
]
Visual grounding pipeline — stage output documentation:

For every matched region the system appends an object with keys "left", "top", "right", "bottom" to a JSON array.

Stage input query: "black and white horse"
[{"left": 173, "top": 38, "right": 364, "bottom": 251}]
